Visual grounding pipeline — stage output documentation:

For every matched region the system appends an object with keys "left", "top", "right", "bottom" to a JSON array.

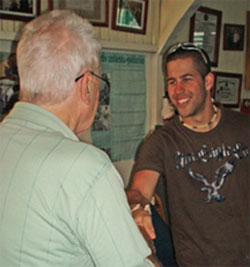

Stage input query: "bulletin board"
[{"left": 91, "top": 51, "right": 147, "bottom": 162}]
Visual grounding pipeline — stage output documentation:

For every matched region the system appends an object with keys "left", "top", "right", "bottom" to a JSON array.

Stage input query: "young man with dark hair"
[{"left": 127, "top": 42, "right": 250, "bottom": 266}]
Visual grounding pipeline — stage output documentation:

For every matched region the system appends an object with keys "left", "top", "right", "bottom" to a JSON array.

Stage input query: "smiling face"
[{"left": 166, "top": 57, "right": 211, "bottom": 119}]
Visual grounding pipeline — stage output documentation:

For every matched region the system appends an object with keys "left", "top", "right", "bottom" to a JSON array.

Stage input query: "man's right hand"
[
  {"left": 132, "top": 206, "right": 156, "bottom": 241},
  {"left": 127, "top": 169, "right": 160, "bottom": 239},
  {"left": 135, "top": 215, "right": 162, "bottom": 267}
]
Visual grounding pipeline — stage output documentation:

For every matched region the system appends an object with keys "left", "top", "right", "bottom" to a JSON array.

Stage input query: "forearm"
[{"left": 127, "top": 170, "right": 160, "bottom": 205}]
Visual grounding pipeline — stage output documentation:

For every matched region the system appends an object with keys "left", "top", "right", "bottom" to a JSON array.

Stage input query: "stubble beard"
[{"left": 177, "top": 88, "right": 208, "bottom": 119}]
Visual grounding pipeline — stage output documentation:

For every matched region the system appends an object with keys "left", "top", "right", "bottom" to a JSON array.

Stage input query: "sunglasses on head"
[{"left": 166, "top": 42, "right": 210, "bottom": 72}]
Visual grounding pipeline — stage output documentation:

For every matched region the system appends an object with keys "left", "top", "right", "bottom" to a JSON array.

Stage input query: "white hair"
[{"left": 17, "top": 9, "right": 101, "bottom": 104}]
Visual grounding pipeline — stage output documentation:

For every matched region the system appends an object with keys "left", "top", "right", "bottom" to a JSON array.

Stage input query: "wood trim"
[
  {"left": 100, "top": 40, "right": 157, "bottom": 53},
  {"left": 246, "top": 11, "right": 250, "bottom": 90}
]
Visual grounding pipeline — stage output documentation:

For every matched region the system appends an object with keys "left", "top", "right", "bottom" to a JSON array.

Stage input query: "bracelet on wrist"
[{"left": 131, "top": 203, "right": 151, "bottom": 215}]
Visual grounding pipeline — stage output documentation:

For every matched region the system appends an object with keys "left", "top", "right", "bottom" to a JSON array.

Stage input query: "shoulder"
[
  {"left": 221, "top": 107, "right": 250, "bottom": 125},
  {"left": 219, "top": 107, "right": 250, "bottom": 141},
  {"left": 149, "top": 116, "right": 180, "bottom": 138},
  {"left": 61, "top": 139, "right": 110, "bottom": 167},
  {"left": 43, "top": 137, "right": 112, "bottom": 182},
  {"left": 57, "top": 140, "right": 122, "bottom": 191}
]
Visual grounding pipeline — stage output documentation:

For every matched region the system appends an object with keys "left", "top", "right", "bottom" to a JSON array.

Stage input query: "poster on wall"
[
  {"left": 91, "top": 51, "right": 146, "bottom": 162},
  {"left": 92, "top": 73, "right": 111, "bottom": 132}
]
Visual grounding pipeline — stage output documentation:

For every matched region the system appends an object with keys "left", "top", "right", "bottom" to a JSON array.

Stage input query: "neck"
[
  {"left": 179, "top": 105, "right": 219, "bottom": 131},
  {"left": 39, "top": 98, "right": 79, "bottom": 133}
]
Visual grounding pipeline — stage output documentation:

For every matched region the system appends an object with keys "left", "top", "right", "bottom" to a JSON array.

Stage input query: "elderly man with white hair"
[{"left": 0, "top": 10, "right": 159, "bottom": 267}]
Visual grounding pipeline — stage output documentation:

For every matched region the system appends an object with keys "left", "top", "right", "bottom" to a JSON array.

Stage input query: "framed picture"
[
  {"left": 49, "top": 0, "right": 109, "bottom": 27},
  {"left": 112, "top": 0, "right": 148, "bottom": 34},
  {"left": 246, "top": 12, "right": 250, "bottom": 90},
  {"left": 190, "top": 7, "right": 222, "bottom": 67},
  {"left": 212, "top": 72, "right": 242, "bottom": 108},
  {"left": 0, "top": 39, "right": 19, "bottom": 121},
  {"left": 0, "top": 0, "right": 40, "bottom": 21},
  {"left": 223, "top": 24, "right": 245, "bottom": 51}
]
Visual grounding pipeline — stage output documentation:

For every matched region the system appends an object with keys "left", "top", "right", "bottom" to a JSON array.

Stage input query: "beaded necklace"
[{"left": 179, "top": 105, "right": 218, "bottom": 130}]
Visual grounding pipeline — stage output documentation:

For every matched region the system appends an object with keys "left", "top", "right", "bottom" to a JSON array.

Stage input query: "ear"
[
  {"left": 79, "top": 72, "right": 93, "bottom": 105},
  {"left": 204, "top": 72, "right": 214, "bottom": 92}
]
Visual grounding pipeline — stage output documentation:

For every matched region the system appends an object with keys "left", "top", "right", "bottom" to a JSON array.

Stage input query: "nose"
[{"left": 175, "top": 80, "right": 185, "bottom": 94}]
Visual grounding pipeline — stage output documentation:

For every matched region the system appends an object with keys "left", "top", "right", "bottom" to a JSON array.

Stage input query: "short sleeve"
[{"left": 132, "top": 130, "right": 165, "bottom": 175}]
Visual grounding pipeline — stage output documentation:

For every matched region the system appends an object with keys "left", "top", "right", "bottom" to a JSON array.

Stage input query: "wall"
[{"left": 159, "top": 0, "right": 198, "bottom": 52}]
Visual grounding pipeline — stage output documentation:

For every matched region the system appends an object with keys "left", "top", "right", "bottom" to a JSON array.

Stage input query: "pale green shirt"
[{"left": 0, "top": 102, "right": 153, "bottom": 267}]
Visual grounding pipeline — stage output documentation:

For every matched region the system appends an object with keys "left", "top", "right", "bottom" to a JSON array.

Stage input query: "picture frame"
[
  {"left": 0, "top": 0, "right": 40, "bottom": 22},
  {"left": 0, "top": 38, "right": 19, "bottom": 121},
  {"left": 49, "top": 0, "right": 109, "bottom": 27},
  {"left": 212, "top": 72, "right": 242, "bottom": 108},
  {"left": 223, "top": 24, "right": 245, "bottom": 51},
  {"left": 112, "top": 0, "right": 148, "bottom": 34},
  {"left": 189, "top": 7, "right": 222, "bottom": 67},
  {"left": 245, "top": 12, "right": 250, "bottom": 90}
]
